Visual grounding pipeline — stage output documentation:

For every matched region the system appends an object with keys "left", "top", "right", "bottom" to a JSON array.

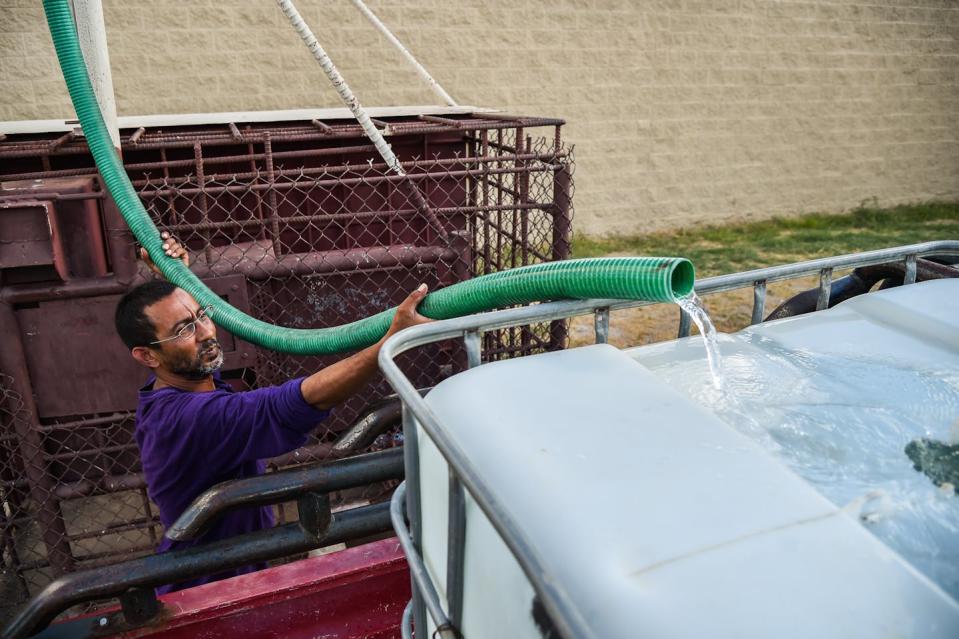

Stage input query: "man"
[{"left": 115, "top": 232, "right": 429, "bottom": 593}]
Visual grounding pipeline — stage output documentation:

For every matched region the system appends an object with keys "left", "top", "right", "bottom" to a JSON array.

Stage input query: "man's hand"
[
  {"left": 300, "top": 284, "right": 433, "bottom": 410},
  {"left": 385, "top": 283, "right": 431, "bottom": 338},
  {"left": 141, "top": 231, "right": 190, "bottom": 277}
]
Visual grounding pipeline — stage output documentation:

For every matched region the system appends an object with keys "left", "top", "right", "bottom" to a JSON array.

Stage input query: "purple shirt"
[{"left": 135, "top": 375, "right": 330, "bottom": 594}]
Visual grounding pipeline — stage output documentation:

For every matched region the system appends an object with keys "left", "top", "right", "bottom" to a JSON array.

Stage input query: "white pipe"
[
  {"left": 275, "top": 0, "right": 406, "bottom": 177},
  {"left": 349, "top": 0, "right": 458, "bottom": 107},
  {"left": 70, "top": 0, "right": 120, "bottom": 150}
]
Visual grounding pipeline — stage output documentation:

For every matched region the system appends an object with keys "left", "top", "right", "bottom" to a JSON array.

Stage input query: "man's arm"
[
  {"left": 142, "top": 230, "right": 430, "bottom": 410},
  {"left": 300, "top": 284, "right": 430, "bottom": 409}
]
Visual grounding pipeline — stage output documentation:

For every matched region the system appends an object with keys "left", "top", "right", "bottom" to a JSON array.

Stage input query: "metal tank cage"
[
  {"left": 379, "top": 241, "right": 959, "bottom": 639},
  {"left": 0, "top": 111, "right": 574, "bottom": 623}
]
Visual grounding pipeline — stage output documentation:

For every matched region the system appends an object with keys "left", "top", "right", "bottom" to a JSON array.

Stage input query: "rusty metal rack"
[{"left": 0, "top": 111, "right": 573, "bottom": 623}]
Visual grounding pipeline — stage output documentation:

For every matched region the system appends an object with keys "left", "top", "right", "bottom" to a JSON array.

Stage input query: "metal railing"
[
  {"left": 166, "top": 447, "right": 403, "bottom": 541},
  {"left": 379, "top": 240, "right": 959, "bottom": 638},
  {"left": 5, "top": 448, "right": 404, "bottom": 639},
  {"left": 675, "top": 240, "right": 959, "bottom": 337}
]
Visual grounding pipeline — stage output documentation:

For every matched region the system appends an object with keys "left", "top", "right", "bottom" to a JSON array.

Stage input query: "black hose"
[{"left": 765, "top": 259, "right": 959, "bottom": 321}]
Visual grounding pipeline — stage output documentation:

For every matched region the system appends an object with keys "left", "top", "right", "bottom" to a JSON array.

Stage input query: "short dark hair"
[{"left": 115, "top": 281, "right": 180, "bottom": 349}]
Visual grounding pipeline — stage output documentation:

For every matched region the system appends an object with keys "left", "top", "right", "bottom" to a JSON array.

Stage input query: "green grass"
[{"left": 571, "top": 201, "right": 959, "bottom": 277}]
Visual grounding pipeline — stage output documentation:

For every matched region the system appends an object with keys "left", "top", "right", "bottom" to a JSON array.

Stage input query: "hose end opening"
[{"left": 669, "top": 259, "right": 696, "bottom": 300}]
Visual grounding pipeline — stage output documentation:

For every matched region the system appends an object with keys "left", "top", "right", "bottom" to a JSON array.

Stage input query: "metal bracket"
[
  {"left": 678, "top": 306, "right": 692, "bottom": 338},
  {"left": 464, "top": 330, "right": 482, "bottom": 368},
  {"left": 904, "top": 253, "right": 918, "bottom": 284},
  {"left": 119, "top": 586, "right": 161, "bottom": 627},
  {"left": 816, "top": 267, "right": 833, "bottom": 311},
  {"left": 594, "top": 307, "right": 610, "bottom": 344},
  {"left": 297, "top": 491, "right": 332, "bottom": 538},
  {"left": 751, "top": 279, "right": 767, "bottom": 325}
]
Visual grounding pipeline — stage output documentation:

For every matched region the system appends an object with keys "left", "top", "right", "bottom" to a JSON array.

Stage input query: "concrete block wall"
[{"left": 2, "top": 0, "right": 957, "bottom": 235}]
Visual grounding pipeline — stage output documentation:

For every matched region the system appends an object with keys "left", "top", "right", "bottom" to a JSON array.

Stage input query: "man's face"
[{"left": 143, "top": 289, "right": 223, "bottom": 380}]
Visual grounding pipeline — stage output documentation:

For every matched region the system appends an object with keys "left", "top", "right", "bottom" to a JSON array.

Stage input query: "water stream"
[{"left": 675, "top": 292, "right": 725, "bottom": 390}]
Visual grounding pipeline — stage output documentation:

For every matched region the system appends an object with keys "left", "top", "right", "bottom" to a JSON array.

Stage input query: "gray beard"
[
  {"left": 168, "top": 341, "right": 224, "bottom": 380},
  {"left": 197, "top": 349, "right": 225, "bottom": 376}
]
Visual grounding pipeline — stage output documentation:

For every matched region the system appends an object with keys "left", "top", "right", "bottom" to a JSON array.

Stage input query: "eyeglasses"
[{"left": 149, "top": 305, "right": 215, "bottom": 345}]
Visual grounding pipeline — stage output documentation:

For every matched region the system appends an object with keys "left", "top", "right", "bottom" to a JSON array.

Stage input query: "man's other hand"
[
  {"left": 141, "top": 231, "right": 190, "bottom": 277},
  {"left": 386, "top": 284, "right": 432, "bottom": 337},
  {"left": 301, "top": 283, "right": 433, "bottom": 409}
]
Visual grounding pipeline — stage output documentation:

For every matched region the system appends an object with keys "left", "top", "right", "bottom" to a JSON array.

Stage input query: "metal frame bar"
[
  {"left": 391, "top": 483, "right": 457, "bottom": 639},
  {"left": 594, "top": 307, "right": 610, "bottom": 344},
  {"left": 166, "top": 447, "right": 403, "bottom": 541},
  {"left": 816, "top": 267, "right": 833, "bottom": 311},
  {"left": 380, "top": 240, "right": 959, "bottom": 639},
  {"left": 751, "top": 279, "right": 767, "bottom": 325},
  {"left": 6, "top": 448, "right": 405, "bottom": 638},
  {"left": 0, "top": 115, "right": 565, "bottom": 161},
  {"left": 445, "top": 473, "right": 466, "bottom": 629},
  {"left": 401, "top": 600, "right": 414, "bottom": 639},
  {"left": 6, "top": 502, "right": 393, "bottom": 639},
  {"left": 401, "top": 404, "right": 427, "bottom": 636}
]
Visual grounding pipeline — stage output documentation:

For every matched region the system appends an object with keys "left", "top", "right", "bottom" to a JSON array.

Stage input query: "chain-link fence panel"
[
  {"left": 0, "top": 113, "right": 572, "bottom": 623},
  {"left": 0, "top": 375, "right": 42, "bottom": 619}
]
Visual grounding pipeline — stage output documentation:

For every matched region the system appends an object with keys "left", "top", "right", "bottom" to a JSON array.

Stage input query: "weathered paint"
[{"left": 57, "top": 538, "right": 410, "bottom": 639}]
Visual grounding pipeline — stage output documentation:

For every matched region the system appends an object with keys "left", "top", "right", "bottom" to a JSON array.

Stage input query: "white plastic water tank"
[{"left": 414, "top": 279, "right": 959, "bottom": 638}]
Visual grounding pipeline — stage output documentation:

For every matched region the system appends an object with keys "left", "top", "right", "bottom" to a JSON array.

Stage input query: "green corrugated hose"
[{"left": 42, "top": 0, "right": 694, "bottom": 355}]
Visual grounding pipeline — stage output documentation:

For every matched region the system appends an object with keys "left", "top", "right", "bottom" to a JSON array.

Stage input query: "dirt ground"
[{"left": 568, "top": 275, "right": 822, "bottom": 348}]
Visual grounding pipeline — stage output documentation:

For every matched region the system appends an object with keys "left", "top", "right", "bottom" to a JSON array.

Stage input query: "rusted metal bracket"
[{"left": 297, "top": 492, "right": 332, "bottom": 538}]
